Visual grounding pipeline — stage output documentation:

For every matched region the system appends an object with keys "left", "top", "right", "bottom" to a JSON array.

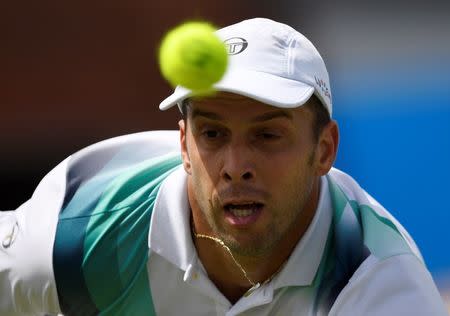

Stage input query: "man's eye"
[
  {"left": 203, "top": 130, "right": 220, "bottom": 138},
  {"left": 259, "top": 132, "right": 280, "bottom": 140}
]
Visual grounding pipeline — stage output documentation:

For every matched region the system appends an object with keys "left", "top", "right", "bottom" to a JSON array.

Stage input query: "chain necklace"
[
  {"left": 191, "top": 218, "right": 284, "bottom": 295},
  {"left": 194, "top": 232, "right": 258, "bottom": 287}
]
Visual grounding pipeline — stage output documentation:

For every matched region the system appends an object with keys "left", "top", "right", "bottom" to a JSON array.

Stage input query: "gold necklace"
[
  {"left": 191, "top": 218, "right": 284, "bottom": 295},
  {"left": 194, "top": 232, "right": 257, "bottom": 287}
]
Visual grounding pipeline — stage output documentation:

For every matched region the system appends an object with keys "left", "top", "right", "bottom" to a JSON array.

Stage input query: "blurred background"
[{"left": 1, "top": 0, "right": 449, "bottom": 308}]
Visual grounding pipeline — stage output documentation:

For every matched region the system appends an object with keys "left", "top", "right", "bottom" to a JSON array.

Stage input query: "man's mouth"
[
  {"left": 223, "top": 202, "right": 264, "bottom": 226},
  {"left": 225, "top": 203, "right": 264, "bottom": 217}
]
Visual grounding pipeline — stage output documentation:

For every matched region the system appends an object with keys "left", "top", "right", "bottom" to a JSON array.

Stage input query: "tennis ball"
[{"left": 158, "top": 21, "right": 228, "bottom": 94}]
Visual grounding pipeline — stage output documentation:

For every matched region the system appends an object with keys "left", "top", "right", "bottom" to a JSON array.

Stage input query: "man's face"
[{"left": 180, "top": 92, "right": 324, "bottom": 257}]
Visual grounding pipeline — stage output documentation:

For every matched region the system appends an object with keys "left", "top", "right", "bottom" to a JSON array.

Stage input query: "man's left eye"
[{"left": 259, "top": 132, "right": 280, "bottom": 140}]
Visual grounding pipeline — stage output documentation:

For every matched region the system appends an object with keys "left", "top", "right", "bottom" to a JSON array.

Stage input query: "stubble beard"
[
  {"left": 198, "top": 170, "right": 315, "bottom": 259},
  {"left": 194, "top": 147, "right": 318, "bottom": 259}
]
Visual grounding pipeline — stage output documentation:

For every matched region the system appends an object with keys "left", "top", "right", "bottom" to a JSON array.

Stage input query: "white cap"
[{"left": 159, "top": 18, "right": 332, "bottom": 116}]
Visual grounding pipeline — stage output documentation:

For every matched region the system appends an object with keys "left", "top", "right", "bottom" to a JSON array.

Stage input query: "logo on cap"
[
  {"left": 224, "top": 37, "right": 248, "bottom": 55},
  {"left": 314, "top": 76, "right": 332, "bottom": 101}
]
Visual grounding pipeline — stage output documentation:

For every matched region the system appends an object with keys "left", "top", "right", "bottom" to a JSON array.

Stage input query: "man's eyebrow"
[
  {"left": 190, "top": 108, "right": 293, "bottom": 122},
  {"left": 190, "top": 109, "right": 223, "bottom": 121},
  {"left": 251, "top": 110, "right": 293, "bottom": 123}
]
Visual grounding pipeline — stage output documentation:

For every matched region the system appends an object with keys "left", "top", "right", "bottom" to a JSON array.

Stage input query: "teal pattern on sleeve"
[
  {"left": 312, "top": 175, "right": 417, "bottom": 314},
  {"left": 53, "top": 151, "right": 182, "bottom": 316}
]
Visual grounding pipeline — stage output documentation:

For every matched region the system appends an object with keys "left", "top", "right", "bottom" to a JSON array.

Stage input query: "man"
[{"left": 0, "top": 18, "right": 447, "bottom": 315}]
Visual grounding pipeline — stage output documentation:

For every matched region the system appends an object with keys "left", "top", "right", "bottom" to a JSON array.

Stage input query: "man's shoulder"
[
  {"left": 323, "top": 169, "right": 447, "bottom": 314},
  {"left": 52, "top": 131, "right": 183, "bottom": 315},
  {"left": 330, "top": 253, "right": 448, "bottom": 315},
  {"left": 326, "top": 167, "right": 422, "bottom": 260},
  {"left": 68, "top": 130, "right": 180, "bottom": 172},
  {"left": 21, "top": 130, "right": 183, "bottom": 219},
  {"left": 58, "top": 130, "right": 183, "bottom": 219}
]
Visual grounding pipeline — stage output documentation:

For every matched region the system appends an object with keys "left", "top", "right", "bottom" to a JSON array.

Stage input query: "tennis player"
[{"left": 1, "top": 18, "right": 447, "bottom": 315}]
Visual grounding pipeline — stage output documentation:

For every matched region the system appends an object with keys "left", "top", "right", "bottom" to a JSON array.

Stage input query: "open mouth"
[{"left": 224, "top": 202, "right": 264, "bottom": 217}]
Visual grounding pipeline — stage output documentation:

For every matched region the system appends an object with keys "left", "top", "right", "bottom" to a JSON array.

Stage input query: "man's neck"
[{"left": 190, "top": 179, "right": 320, "bottom": 304}]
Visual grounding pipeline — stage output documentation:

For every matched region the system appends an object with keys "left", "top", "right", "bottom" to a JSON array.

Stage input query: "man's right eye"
[{"left": 203, "top": 130, "right": 220, "bottom": 138}]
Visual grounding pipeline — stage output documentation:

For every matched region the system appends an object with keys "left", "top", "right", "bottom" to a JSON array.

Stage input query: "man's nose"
[{"left": 220, "top": 142, "right": 255, "bottom": 182}]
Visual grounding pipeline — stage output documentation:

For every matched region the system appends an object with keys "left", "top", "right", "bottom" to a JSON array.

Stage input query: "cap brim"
[{"left": 159, "top": 69, "right": 315, "bottom": 110}]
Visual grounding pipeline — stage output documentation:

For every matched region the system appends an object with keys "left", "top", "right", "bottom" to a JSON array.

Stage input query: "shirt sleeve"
[
  {"left": 0, "top": 158, "right": 69, "bottom": 316},
  {"left": 0, "top": 131, "right": 181, "bottom": 316},
  {"left": 329, "top": 254, "right": 448, "bottom": 316}
]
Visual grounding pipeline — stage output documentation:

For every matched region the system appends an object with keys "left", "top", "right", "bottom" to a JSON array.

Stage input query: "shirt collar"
[
  {"left": 149, "top": 167, "right": 332, "bottom": 287},
  {"left": 149, "top": 166, "right": 194, "bottom": 271}
]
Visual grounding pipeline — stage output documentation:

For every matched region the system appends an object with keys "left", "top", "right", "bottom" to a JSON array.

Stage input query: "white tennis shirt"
[
  {"left": 0, "top": 131, "right": 447, "bottom": 315},
  {"left": 148, "top": 165, "right": 447, "bottom": 315}
]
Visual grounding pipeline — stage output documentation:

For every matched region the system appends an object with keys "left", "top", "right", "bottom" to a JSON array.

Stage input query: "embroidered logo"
[
  {"left": 224, "top": 37, "right": 248, "bottom": 55},
  {"left": 2, "top": 221, "right": 19, "bottom": 249},
  {"left": 314, "top": 76, "right": 332, "bottom": 101}
]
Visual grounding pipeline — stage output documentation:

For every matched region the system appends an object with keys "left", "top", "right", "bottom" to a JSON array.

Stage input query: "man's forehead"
[
  {"left": 187, "top": 91, "right": 299, "bottom": 115},
  {"left": 185, "top": 93, "right": 301, "bottom": 126},
  {"left": 186, "top": 91, "right": 311, "bottom": 120}
]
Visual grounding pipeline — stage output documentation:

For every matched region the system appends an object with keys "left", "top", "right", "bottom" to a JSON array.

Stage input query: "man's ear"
[
  {"left": 315, "top": 120, "right": 339, "bottom": 176},
  {"left": 179, "top": 119, "right": 192, "bottom": 174}
]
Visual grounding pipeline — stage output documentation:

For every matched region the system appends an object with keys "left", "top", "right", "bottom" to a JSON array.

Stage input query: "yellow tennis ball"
[{"left": 158, "top": 21, "right": 228, "bottom": 94}]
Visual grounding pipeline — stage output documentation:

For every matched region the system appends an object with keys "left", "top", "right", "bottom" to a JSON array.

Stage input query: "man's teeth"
[
  {"left": 230, "top": 208, "right": 254, "bottom": 217},
  {"left": 227, "top": 204, "right": 260, "bottom": 217}
]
